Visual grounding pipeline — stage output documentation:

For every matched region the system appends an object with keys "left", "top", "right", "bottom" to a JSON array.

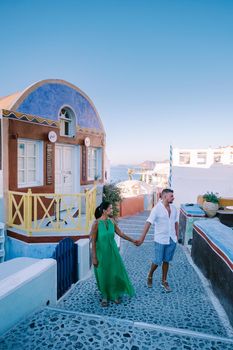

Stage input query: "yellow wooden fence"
[{"left": 8, "top": 186, "right": 97, "bottom": 235}]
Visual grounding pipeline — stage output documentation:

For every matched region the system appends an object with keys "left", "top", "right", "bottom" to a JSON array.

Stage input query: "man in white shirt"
[{"left": 136, "top": 188, "right": 179, "bottom": 292}]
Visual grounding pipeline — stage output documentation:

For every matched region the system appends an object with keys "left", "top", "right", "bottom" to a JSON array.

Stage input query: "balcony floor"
[{"left": 7, "top": 211, "right": 90, "bottom": 237}]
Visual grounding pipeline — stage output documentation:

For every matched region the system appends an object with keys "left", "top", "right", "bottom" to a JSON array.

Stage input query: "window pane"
[
  {"left": 19, "top": 170, "right": 25, "bottom": 184},
  {"left": 64, "top": 121, "right": 69, "bottom": 135},
  {"left": 28, "top": 157, "right": 36, "bottom": 170},
  {"left": 59, "top": 107, "right": 74, "bottom": 137},
  {"left": 18, "top": 157, "right": 25, "bottom": 170},
  {"left": 88, "top": 147, "right": 97, "bottom": 180},
  {"left": 27, "top": 143, "right": 36, "bottom": 156},
  {"left": 179, "top": 152, "right": 190, "bottom": 165},
  {"left": 197, "top": 152, "right": 207, "bottom": 164},
  {"left": 18, "top": 143, "right": 25, "bottom": 156},
  {"left": 17, "top": 140, "right": 42, "bottom": 187},
  {"left": 28, "top": 170, "right": 36, "bottom": 182}
]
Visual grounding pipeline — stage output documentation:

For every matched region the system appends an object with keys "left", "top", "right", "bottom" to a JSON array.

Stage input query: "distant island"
[
  {"left": 110, "top": 160, "right": 168, "bottom": 183},
  {"left": 112, "top": 161, "right": 155, "bottom": 168},
  {"left": 137, "top": 160, "right": 156, "bottom": 170},
  {"left": 111, "top": 159, "right": 168, "bottom": 170}
]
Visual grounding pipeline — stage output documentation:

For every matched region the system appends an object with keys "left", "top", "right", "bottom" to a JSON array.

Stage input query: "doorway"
[{"left": 55, "top": 144, "right": 76, "bottom": 195}]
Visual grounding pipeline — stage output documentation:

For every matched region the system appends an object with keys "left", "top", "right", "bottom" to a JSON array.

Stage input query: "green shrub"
[{"left": 103, "top": 183, "right": 122, "bottom": 218}]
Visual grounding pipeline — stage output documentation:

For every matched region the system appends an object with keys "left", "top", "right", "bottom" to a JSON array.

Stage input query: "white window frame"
[
  {"left": 18, "top": 139, "right": 43, "bottom": 188},
  {"left": 197, "top": 152, "right": 207, "bottom": 165},
  {"left": 59, "top": 107, "right": 76, "bottom": 137},
  {"left": 87, "top": 147, "right": 102, "bottom": 181},
  {"left": 179, "top": 152, "right": 190, "bottom": 165}
]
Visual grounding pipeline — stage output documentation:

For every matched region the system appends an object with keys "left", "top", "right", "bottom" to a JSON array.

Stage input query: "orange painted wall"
[{"left": 119, "top": 195, "right": 144, "bottom": 217}]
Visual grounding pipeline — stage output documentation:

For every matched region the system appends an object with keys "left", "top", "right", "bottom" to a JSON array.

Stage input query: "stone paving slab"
[
  {"left": 57, "top": 242, "right": 230, "bottom": 337},
  {"left": 131, "top": 325, "right": 233, "bottom": 350},
  {"left": 0, "top": 308, "right": 233, "bottom": 350}
]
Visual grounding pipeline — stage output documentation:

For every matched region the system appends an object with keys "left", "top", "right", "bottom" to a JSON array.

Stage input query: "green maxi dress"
[{"left": 94, "top": 219, "right": 135, "bottom": 300}]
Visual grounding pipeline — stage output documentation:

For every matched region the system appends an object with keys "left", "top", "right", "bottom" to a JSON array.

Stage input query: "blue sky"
[{"left": 1, "top": 0, "right": 233, "bottom": 164}]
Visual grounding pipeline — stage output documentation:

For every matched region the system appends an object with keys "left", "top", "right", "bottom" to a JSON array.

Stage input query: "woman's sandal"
[
  {"left": 147, "top": 275, "right": 153, "bottom": 288},
  {"left": 101, "top": 299, "right": 108, "bottom": 307},
  {"left": 114, "top": 298, "right": 121, "bottom": 304}
]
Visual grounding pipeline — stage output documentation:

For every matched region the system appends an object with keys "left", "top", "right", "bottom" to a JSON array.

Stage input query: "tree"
[{"left": 103, "top": 183, "right": 122, "bottom": 218}]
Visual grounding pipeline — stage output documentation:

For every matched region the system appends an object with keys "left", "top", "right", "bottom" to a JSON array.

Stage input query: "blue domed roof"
[{"left": 9, "top": 79, "right": 104, "bottom": 132}]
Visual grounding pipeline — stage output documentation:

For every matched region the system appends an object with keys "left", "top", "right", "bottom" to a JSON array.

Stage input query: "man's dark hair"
[{"left": 161, "top": 188, "right": 173, "bottom": 197}]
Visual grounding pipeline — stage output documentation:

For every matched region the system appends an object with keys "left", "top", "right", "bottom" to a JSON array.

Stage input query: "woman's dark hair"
[{"left": 94, "top": 201, "right": 111, "bottom": 219}]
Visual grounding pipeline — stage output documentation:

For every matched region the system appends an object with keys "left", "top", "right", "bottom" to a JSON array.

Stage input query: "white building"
[
  {"left": 173, "top": 146, "right": 233, "bottom": 168},
  {"left": 141, "top": 161, "right": 170, "bottom": 188},
  {"left": 172, "top": 146, "right": 233, "bottom": 207}
]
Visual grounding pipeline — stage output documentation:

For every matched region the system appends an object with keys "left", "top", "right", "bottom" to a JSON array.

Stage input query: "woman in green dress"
[{"left": 91, "top": 201, "right": 136, "bottom": 307}]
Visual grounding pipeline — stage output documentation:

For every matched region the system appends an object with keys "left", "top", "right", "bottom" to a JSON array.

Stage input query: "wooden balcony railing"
[{"left": 8, "top": 187, "right": 97, "bottom": 236}]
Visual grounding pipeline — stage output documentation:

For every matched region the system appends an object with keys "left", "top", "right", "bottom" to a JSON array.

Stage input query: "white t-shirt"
[{"left": 147, "top": 201, "right": 178, "bottom": 244}]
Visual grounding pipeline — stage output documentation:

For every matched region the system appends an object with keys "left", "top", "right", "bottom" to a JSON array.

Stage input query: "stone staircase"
[{"left": 118, "top": 211, "right": 154, "bottom": 238}]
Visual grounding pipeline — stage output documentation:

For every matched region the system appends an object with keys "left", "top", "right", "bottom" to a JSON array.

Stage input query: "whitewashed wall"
[
  {"left": 172, "top": 164, "right": 233, "bottom": 207},
  {"left": 0, "top": 258, "right": 57, "bottom": 335}
]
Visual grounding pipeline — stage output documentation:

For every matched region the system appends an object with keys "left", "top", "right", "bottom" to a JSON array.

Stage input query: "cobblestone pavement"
[{"left": 0, "top": 212, "right": 233, "bottom": 350}]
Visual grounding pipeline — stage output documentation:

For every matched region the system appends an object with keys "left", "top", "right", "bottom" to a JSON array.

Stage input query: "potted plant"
[{"left": 202, "top": 191, "right": 220, "bottom": 217}]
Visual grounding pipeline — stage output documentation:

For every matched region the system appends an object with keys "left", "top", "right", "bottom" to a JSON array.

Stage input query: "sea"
[{"left": 110, "top": 165, "right": 141, "bottom": 184}]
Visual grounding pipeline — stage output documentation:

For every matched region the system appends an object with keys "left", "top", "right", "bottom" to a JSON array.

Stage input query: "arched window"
[{"left": 59, "top": 107, "right": 76, "bottom": 137}]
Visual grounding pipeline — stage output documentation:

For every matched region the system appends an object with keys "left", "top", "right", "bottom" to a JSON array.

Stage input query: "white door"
[{"left": 55, "top": 144, "right": 75, "bottom": 195}]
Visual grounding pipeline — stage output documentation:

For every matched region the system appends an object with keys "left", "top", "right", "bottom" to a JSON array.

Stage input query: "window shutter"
[
  {"left": 81, "top": 146, "right": 87, "bottom": 182},
  {"left": 46, "top": 143, "right": 53, "bottom": 185}
]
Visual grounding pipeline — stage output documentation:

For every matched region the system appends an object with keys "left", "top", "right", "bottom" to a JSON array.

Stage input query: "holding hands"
[
  {"left": 119, "top": 234, "right": 143, "bottom": 247},
  {"left": 134, "top": 238, "right": 143, "bottom": 246},
  {"left": 127, "top": 236, "right": 141, "bottom": 246},
  {"left": 134, "top": 222, "right": 151, "bottom": 247},
  {"left": 114, "top": 222, "right": 145, "bottom": 247},
  {"left": 132, "top": 238, "right": 141, "bottom": 246}
]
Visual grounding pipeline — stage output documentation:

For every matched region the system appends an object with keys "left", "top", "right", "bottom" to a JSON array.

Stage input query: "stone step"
[
  {"left": 119, "top": 212, "right": 150, "bottom": 218},
  {"left": 118, "top": 222, "right": 153, "bottom": 227},
  {"left": 119, "top": 216, "right": 149, "bottom": 221},
  {"left": 118, "top": 219, "right": 148, "bottom": 225},
  {"left": 1, "top": 307, "right": 232, "bottom": 350},
  {"left": 118, "top": 225, "right": 147, "bottom": 230},
  {"left": 118, "top": 224, "right": 153, "bottom": 230},
  {"left": 118, "top": 223, "right": 154, "bottom": 228},
  {"left": 118, "top": 222, "right": 152, "bottom": 226},
  {"left": 119, "top": 229, "right": 152, "bottom": 234}
]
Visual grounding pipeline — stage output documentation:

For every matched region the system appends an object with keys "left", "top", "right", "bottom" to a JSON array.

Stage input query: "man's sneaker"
[
  {"left": 161, "top": 281, "right": 171, "bottom": 292},
  {"left": 147, "top": 275, "right": 153, "bottom": 288}
]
